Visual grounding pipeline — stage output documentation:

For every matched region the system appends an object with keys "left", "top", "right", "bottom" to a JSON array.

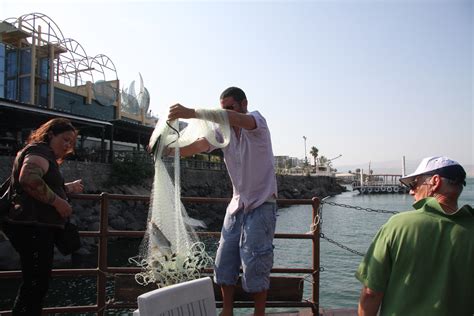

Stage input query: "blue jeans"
[{"left": 214, "top": 202, "right": 277, "bottom": 293}]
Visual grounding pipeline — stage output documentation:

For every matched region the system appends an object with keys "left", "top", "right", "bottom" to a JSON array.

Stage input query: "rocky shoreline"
[{"left": 0, "top": 158, "right": 344, "bottom": 269}]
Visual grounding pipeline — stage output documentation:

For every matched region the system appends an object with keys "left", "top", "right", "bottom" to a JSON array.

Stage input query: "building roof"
[{"left": 0, "top": 98, "right": 112, "bottom": 127}]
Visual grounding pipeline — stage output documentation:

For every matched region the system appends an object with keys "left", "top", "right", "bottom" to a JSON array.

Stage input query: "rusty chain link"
[
  {"left": 319, "top": 233, "right": 365, "bottom": 257},
  {"left": 321, "top": 200, "right": 399, "bottom": 214}
]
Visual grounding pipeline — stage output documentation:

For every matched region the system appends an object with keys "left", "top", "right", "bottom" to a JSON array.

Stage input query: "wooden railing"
[{"left": 0, "top": 194, "right": 320, "bottom": 315}]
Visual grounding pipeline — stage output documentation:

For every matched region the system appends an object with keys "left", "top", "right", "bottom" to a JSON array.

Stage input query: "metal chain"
[
  {"left": 310, "top": 199, "right": 396, "bottom": 259},
  {"left": 316, "top": 202, "right": 365, "bottom": 256},
  {"left": 321, "top": 200, "right": 399, "bottom": 214},
  {"left": 320, "top": 233, "right": 365, "bottom": 257},
  {"left": 318, "top": 197, "right": 330, "bottom": 233}
]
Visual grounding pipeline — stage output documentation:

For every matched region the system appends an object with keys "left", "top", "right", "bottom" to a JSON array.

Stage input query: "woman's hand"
[
  {"left": 66, "top": 179, "right": 84, "bottom": 194},
  {"left": 52, "top": 196, "right": 73, "bottom": 218}
]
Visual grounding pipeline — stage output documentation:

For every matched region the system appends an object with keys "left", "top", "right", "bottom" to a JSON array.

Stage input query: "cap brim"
[
  {"left": 399, "top": 165, "right": 467, "bottom": 187},
  {"left": 399, "top": 172, "right": 419, "bottom": 186}
]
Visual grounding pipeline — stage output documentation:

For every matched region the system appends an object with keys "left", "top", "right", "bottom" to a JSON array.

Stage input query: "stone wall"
[
  {"left": 1, "top": 157, "right": 343, "bottom": 200},
  {"left": 1, "top": 157, "right": 343, "bottom": 232},
  {"left": 0, "top": 156, "right": 111, "bottom": 192}
]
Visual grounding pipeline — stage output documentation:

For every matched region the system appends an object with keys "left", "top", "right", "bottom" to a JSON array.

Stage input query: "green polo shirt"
[{"left": 355, "top": 197, "right": 474, "bottom": 316}]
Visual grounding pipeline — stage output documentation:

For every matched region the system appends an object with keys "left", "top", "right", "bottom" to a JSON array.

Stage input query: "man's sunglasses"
[
  {"left": 405, "top": 175, "right": 434, "bottom": 190},
  {"left": 405, "top": 179, "right": 419, "bottom": 190}
]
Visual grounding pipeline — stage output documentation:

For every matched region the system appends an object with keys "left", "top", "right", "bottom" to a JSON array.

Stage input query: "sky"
[{"left": 2, "top": 0, "right": 473, "bottom": 171}]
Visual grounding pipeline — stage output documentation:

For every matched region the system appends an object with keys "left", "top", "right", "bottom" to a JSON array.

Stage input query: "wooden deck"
[
  {"left": 242, "top": 308, "right": 357, "bottom": 316},
  {"left": 116, "top": 274, "right": 358, "bottom": 316},
  {"left": 319, "top": 308, "right": 358, "bottom": 316},
  {"left": 115, "top": 274, "right": 304, "bottom": 303}
]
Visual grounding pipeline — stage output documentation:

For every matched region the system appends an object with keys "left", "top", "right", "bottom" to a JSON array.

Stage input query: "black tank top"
[{"left": 9, "top": 142, "right": 67, "bottom": 228}]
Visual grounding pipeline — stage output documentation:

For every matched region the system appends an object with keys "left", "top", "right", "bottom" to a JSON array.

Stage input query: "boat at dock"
[{"left": 352, "top": 174, "right": 409, "bottom": 195}]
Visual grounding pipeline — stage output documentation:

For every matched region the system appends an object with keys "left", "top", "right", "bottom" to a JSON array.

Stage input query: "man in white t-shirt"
[{"left": 168, "top": 87, "right": 278, "bottom": 316}]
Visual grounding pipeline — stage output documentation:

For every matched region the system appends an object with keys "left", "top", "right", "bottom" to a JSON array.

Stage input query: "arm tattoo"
[{"left": 20, "top": 161, "right": 57, "bottom": 205}]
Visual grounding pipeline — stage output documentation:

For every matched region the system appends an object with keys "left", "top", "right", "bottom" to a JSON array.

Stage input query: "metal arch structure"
[
  {"left": 58, "top": 38, "right": 93, "bottom": 86},
  {"left": 89, "top": 54, "right": 120, "bottom": 106},
  {"left": 89, "top": 54, "right": 119, "bottom": 83},
  {"left": 2, "top": 12, "right": 118, "bottom": 88},
  {"left": 7, "top": 12, "right": 66, "bottom": 45},
  {"left": 6, "top": 13, "right": 76, "bottom": 86}
]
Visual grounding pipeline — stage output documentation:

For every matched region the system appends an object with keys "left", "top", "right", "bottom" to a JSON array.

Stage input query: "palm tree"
[{"left": 310, "top": 146, "right": 319, "bottom": 166}]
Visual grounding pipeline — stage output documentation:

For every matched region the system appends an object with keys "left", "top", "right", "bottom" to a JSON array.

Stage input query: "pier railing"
[{"left": 0, "top": 194, "right": 321, "bottom": 315}]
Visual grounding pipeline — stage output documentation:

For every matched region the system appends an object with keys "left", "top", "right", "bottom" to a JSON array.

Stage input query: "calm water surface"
[{"left": 274, "top": 177, "right": 473, "bottom": 310}]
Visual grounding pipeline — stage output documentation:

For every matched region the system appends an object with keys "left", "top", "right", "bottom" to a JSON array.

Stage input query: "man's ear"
[
  {"left": 431, "top": 175, "right": 442, "bottom": 191},
  {"left": 242, "top": 99, "right": 248, "bottom": 112}
]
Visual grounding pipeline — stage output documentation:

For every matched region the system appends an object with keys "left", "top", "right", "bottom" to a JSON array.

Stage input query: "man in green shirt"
[{"left": 355, "top": 156, "right": 474, "bottom": 316}]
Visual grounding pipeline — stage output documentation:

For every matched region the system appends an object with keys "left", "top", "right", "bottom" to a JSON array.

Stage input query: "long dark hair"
[{"left": 26, "top": 118, "right": 78, "bottom": 159}]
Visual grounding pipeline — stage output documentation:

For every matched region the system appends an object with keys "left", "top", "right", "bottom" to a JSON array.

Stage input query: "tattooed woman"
[{"left": 3, "top": 118, "right": 84, "bottom": 316}]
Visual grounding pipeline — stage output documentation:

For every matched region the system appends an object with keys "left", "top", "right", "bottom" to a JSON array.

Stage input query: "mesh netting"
[{"left": 130, "top": 109, "right": 230, "bottom": 287}]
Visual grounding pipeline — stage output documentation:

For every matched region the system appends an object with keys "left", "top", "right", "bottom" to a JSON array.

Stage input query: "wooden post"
[
  {"left": 86, "top": 81, "right": 92, "bottom": 104},
  {"left": 48, "top": 44, "right": 55, "bottom": 109},
  {"left": 115, "top": 80, "right": 121, "bottom": 119},
  {"left": 100, "top": 127, "right": 106, "bottom": 163},
  {"left": 137, "top": 132, "right": 141, "bottom": 151},
  {"left": 108, "top": 125, "right": 114, "bottom": 163},
  {"left": 30, "top": 29, "right": 36, "bottom": 105}
]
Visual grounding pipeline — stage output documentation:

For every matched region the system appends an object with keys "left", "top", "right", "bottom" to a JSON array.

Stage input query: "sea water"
[{"left": 274, "top": 177, "right": 474, "bottom": 311}]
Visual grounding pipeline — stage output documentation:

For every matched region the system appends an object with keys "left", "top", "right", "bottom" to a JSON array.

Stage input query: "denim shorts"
[{"left": 214, "top": 202, "right": 277, "bottom": 293}]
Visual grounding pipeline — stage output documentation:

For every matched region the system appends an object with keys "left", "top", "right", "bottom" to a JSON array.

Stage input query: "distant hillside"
[{"left": 336, "top": 160, "right": 474, "bottom": 177}]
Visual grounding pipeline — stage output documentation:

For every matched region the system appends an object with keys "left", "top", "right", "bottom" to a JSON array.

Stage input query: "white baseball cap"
[{"left": 400, "top": 156, "right": 466, "bottom": 187}]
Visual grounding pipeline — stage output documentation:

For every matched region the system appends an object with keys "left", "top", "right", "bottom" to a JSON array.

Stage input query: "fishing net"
[{"left": 130, "top": 108, "right": 230, "bottom": 287}]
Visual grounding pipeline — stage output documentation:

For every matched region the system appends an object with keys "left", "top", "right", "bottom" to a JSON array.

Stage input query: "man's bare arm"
[
  {"left": 168, "top": 104, "right": 256, "bottom": 130},
  {"left": 358, "top": 286, "right": 384, "bottom": 316},
  {"left": 226, "top": 110, "right": 256, "bottom": 130},
  {"left": 166, "top": 138, "right": 211, "bottom": 158}
]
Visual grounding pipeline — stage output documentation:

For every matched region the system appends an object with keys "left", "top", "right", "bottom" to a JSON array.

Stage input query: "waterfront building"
[
  {"left": 0, "top": 13, "right": 157, "bottom": 162},
  {"left": 335, "top": 172, "right": 357, "bottom": 184},
  {"left": 275, "top": 155, "right": 296, "bottom": 169}
]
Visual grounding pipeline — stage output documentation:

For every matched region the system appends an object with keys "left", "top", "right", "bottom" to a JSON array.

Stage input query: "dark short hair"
[
  {"left": 425, "top": 165, "right": 466, "bottom": 186},
  {"left": 220, "top": 87, "right": 247, "bottom": 103}
]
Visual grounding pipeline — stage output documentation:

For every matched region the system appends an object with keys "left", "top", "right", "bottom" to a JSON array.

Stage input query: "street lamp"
[{"left": 302, "top": 136, "right": 307, "bottom": 166}]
